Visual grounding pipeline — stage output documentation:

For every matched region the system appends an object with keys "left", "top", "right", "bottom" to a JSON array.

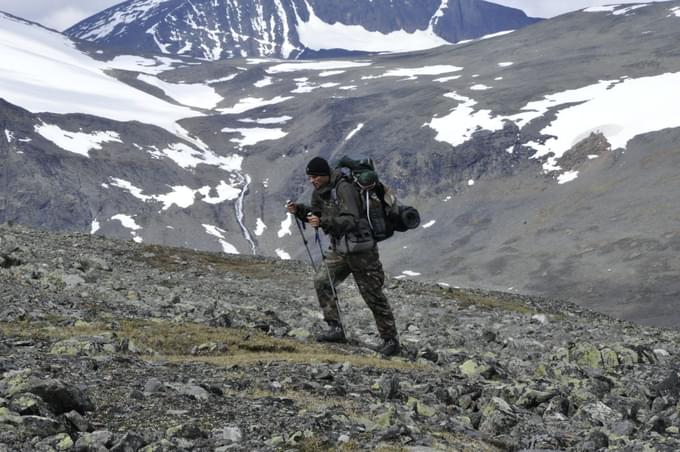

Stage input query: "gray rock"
[
  {"left": 22, "top": 379, "right": 94, "bottom": 415},
  {"left": 32, "top": 433, "right": 74, "bottom": 451},
  {"left": 143, "top": 378, "right": 163, "bottom": 394},
  {"left": 166, "top": 422, "right": 208, "bottom": 440},
  {"left": 74, "top": 430, "right": 114, "bottom": 452},
  {"left": 8, "top": 393, "right": 51, "bottom": 416},
  {"left": 19, "top": 415, "right": 66, "bottom": 437},
  {"left": 215, "top": 426, "right": 243, "bottom": 445},
  {"left": 109, "top": 432, "right": 146, "bottom": 452},
  {"left": 479, "top": 397, "right": 517, "bottom": 436},
  {"left": 64, "top": 410, "right": 91, "bottom": 433},
  {"left": 164, "top": 383, "right": 210, "bottom": 401}
]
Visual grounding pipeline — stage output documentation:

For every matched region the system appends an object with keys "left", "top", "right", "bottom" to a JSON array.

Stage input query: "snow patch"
[
  {"left": 428, "top": 72, "right": 680, "bottom": 174},
  {"left": 4, "top": 129, "right": 14, "bottom": 143},
  {"left": 150, "top": 143, "right": 243, "bottom": 172},
  {"left": 267, "top": 60, "right": 371, "bottom": 74},
  {"left": 426, "top": 92, "right": 506, "bottom": 147},
  {"left": 239, "top": 116, "right": 292, "bottom": 125},
  {"left": 557, "top": 171, "right": 580, "bottom": 184},
  {"left": 381, "top": 65, "right": 463, "bottom": 80},
  {"left": 202, "top": 224, "right": 239, "bottom": 254},
  {"left": 345, "top": 123, "right": 364, "bottom": 141},
  {"left": 137, "top": 74, "right": 222, "bottom": 109},
  {"left": 155, "top": 186, "right": 198, "bottom": 210},
  {"left": 613, "top": 5, "right": 650, "bottom": 16},
  {"left": 254, "top": 218, "right": 267, "bottom": 236},
  {"left": 296, "top": 0, "right": 449, "bottom": 53},
  {"left": 110, "top": 178, "right": 152, "bottom": 202},
  {"left": 221, "top": 127, "right": 287, "bottom": 148},
  {"left": 218, "top": 96, "right": 293, "bottom": 114},
  {"left": 254, "top": 76, "right": 273, "bottom": 88},
  {"left": 198, "top": 181, "right": 241, "bottom": 204},
  {"left": 0, "top": 14, "right": 201, "bottom": 135},
  {"left": 422, "top": 220, "right": 436, "bottom": 229},
  {"left": 90, "top": 219, "right": 100, "bottom": 234},
  {"left": 278, "top": 214, "right": 293, "bottom": 238},
  {"left": 111, "top": 214, "right": 143, "bottom": 242},
  {"left": 35, "top": 123, "right": 121, "bottom": 157},
  {"left": 106, "top": 55, "right": 182, "bottom": 75},
  {"left": 434, "top": 75, "right": 462, "bottom": 83},
  {"left": 110, "top": 177, "right": 240, "bottom": 209},
  {"left": 206, "top": 74, "right": 238, "bottom": 84},
  {"left": 402, "top": 270, "right": 421, "bottom": 277},
  {"left": 319, "top": 70, "right": 345, "bottom": 77},
  {"left": 583, "top": 6, "right": 617, "bottom": 13},
  {"left": 276, "top": 249, "right": 291, "bottom": 260},
  {"left": 524, "top": 73, "right": 680, "bottom": 172},
  {"left": 291, "top": 79, "right": 340, "bottom": 93}
]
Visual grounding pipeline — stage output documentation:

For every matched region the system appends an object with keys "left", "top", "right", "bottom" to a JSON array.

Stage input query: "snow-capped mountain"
[
  {"left": 65, "top": 0, "right": 540, "bottom": 60},
  {"left": 3, "top": 2, "right": 680, "bottom": 328}
]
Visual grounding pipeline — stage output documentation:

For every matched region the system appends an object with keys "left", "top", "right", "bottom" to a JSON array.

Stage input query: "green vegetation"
[
  {"left": 0, "top": 319, "right": 422, "bottom": 371},
  {"left": 434, "top": 287, "right": 536, "bottom": 315},
  {"left": 137, "top": 243, "right": 284, "bottom": 279}
]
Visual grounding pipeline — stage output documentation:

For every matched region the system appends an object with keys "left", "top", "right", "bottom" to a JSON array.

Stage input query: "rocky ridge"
[
  {"left": 65, "top": 0, "right": 538, "bottom": 60},
  {"left": 2, "top": 223, "right": 680, "bottom": 451}
]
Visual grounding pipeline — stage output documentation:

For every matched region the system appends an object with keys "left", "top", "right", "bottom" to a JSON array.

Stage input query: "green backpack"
[{"left": 335, "top": 156, "right": 420, "bottom": 242}]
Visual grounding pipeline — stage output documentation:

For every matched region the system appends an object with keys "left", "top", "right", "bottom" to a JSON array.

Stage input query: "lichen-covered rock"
[
  {"left": 1, "top": 225, "right": 680, "bottom": 451},
  {"left": 165, "top": 423, "right": 207, "bottom": 440},
  {"left": 19, "top": 415, "right": 66, "bottom": 437},
  {"left": 569, "top": 342, "right": 604, "bottom": 369},
  {"left": 33, "top": 432, "right": 75, "bottom": 451},
  {"left": 8, "top": 393, "right": 51, "bottom": 416},
  {"left": 479, "top": 397, "right": 517, "bottom": 436},
  {"left": 109, "top": 432, "right": 146, "bottom": 452},
  {"left": 22, "top": 379, "right": 94, "bottom": 415},
  {"left": 74, "top": 430, "right": 114, "bottom": 451}
]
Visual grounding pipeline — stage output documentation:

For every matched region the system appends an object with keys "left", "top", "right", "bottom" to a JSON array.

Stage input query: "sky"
[{"left": 0, "top": 0, "right": 675, "bottom": 31}]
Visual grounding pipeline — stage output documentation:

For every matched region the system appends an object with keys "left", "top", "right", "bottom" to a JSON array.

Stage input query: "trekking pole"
[
  {"left": 313, "top": 226, "right": 347, "bottom": 339},
  {"left": 293, "top": 215, "right": 318, "bottom": 272},
  {"left": 287, "top": 200, "right": 317, "bottom": 272}
]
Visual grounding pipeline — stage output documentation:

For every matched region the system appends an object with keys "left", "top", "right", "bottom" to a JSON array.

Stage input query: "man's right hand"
[{"left": 286, "top": 201, "right": 297, "bottom": 214}]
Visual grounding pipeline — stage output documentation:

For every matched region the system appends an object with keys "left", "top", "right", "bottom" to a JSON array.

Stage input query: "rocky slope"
[
  {"left": 2, "top": 223, "right": 680, "bottom": 451},
  {"left": 65, "top": 0, "right": 538, "bottom": 60}
]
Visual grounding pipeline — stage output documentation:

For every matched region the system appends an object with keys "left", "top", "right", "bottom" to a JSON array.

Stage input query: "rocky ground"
[{"left": 2, "top": 223, "right": 680, "bottom": 451}]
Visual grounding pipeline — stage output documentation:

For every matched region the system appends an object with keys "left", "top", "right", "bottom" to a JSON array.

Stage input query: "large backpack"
[{"left": 334, "top": 156, "right": 420, "bottom": 242}]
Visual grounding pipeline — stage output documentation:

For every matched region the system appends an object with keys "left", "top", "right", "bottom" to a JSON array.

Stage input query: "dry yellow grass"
[{"left": 0, "top": 319, "right": 424, "bottom": 371}]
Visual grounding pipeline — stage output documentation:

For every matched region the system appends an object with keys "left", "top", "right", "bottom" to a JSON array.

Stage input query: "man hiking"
[{"left": 287, "top": 156, "right": 400, "bottom": 357}]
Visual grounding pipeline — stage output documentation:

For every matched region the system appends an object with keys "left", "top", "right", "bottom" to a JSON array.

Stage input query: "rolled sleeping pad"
[{"left": 393, "top": 205, "right": 420, "bottom": 231}]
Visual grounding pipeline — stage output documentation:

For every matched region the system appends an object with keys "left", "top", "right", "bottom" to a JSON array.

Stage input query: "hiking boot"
[
  {"left": 378, "top": 338, "right": 400, "bottom": 357},
  {"left": 316, "top": 323, "right": 347, "bottom": 343}
]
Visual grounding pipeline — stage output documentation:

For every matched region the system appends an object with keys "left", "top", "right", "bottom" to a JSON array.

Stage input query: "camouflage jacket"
[{"left": 295, "top": 171, "right": 374, "bottom": 252}]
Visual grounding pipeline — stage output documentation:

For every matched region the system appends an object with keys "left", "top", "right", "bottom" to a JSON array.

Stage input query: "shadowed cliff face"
[
  {"left": 65, "top": 0, "right": 539, "bottom": 60},
  {"left": 1, "top": 223, "right": 680, "bottom": 450}
]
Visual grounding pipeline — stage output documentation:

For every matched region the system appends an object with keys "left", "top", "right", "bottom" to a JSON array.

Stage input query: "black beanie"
[{"left": 306, "top": 157, "right": 331, "bottom": 176}]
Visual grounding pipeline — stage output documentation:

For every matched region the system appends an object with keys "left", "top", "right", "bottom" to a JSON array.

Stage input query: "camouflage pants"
[{"left": 313, "top": 248, "right": 398, "bottom": 340}]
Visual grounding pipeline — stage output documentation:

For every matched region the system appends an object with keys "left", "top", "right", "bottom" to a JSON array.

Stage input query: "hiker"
[{"left": 287, "top": 156, "right": 400, "bottom": 357}]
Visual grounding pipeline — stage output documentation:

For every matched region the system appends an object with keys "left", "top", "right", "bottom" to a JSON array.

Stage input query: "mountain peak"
[{"left": 66, "top": 0, "right": 540, "bottom": 60}]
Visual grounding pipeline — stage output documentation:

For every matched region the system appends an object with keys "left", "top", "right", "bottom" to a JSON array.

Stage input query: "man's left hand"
[{"left": 307, "top": 214, "right": 321, "bottom": 228}]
